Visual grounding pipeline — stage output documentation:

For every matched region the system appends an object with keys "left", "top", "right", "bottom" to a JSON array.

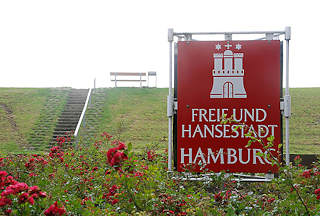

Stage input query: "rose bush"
[{"left": 1, "top": 131, "right": 320, "bottom": 215}]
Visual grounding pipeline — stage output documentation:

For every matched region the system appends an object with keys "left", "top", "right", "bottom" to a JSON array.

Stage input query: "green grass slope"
[
  {"left": 1, "top": 87, "right": 319, "bottom": 154},
  {"left": 79, "top": 88, "right": 168, "bottom": 151},
  {"left": 289, "top": 88, "right": 320, "bottom": 153},
  {"left": 0, "top": 88, "right": 50, "bottom": 152},
  {"left": 27, "top": 88, "right": 69, "bottom": 151},
  {"left": 80, "top": 87, "right": 320, "bottom": 154},
  {"left": 0, "top": 88, "right": 69, "bottom": 153}
]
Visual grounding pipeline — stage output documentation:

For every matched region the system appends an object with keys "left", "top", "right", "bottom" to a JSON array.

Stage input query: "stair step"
[
  {"left": 59, "top": 112, "right": 82, "bottom": 115},
  {"left": 53, "top": 128, "right": 75, "bottom": 132},
  {"left": 49, "top": 89, "right": 88, "bottom": 145}
]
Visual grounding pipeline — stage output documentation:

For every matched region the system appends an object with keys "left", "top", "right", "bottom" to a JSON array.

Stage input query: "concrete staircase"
[{"left": 50, "top": 89, "right": 89, "bottom": 146}]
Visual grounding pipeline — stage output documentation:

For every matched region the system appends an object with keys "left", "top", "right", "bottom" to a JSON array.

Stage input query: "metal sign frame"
[{"left": 167, "top": 27, "right": 291, "bottom": 173}]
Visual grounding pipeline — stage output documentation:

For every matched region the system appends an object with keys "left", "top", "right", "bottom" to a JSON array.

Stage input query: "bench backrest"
[
  {"left": 110, "top": 72, "right": 156, "bottom": 87},
  {"left": 110, "top": 72, "right": 146, "bottom": 76}
]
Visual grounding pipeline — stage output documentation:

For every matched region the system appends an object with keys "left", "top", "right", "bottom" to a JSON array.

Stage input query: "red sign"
[{"left": 177, "top": 40, "right": 281, "bottom": 173}]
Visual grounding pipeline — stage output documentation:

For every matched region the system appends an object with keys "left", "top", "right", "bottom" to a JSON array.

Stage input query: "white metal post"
[
  {"left": 284, "top": 26, "right": 291, "bottom": 166},
  {"left": 140, "top": 73, "right": 142, "bottom": 88},
  {"left": 168, "top": 28, "right": 174, "bottom": 171},
  {"left": 225, "top": 33, "right": 232, "bottom": 41}
]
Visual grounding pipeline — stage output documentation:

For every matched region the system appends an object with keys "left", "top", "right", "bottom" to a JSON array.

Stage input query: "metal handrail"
[{"left": 74, "top": 88, "right": 92, "bottom": 137}]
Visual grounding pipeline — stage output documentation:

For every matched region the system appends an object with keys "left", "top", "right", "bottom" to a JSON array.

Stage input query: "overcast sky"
[{"left": 0, "top": 0, "right": 319, "bottom": 88}]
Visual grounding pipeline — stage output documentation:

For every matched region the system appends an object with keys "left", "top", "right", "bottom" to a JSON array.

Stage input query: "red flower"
[
  {"left": 110, "top": 185, "right": 118, "bottom": 194},
  {"left": 2, "top": 182, "right": 28, "bottom": 196},
  {"left": 147, "top": 150, "right": 156, "bottom": 161},
  {"left": 29, "top": 186, "right": 40, "bottom": 194},
  {"left": 294, "top": 155, "right": 301, "bottom": 161},
  {"left": 29, "top": 172, "right": 37, "bottom": 177},
  {"left": 31, "top": 193, "right": 39, "bottom": 199},
  {"left": 14, "top": 182, "right": 29, "bottom": 192},
  {"left": 0, "top": 170, "right": 8, "bottom": 177},
  {"left": 39, "top": 191, "right": 47, "bottom": 198},
  {"left": 302, "top": 170, "right": 312, "bottom": 178},
  {"left": 108, "top": 150, "right": 127, "bottom": 166},
  {"left": 134, "top": 171, "right": 144, "bottom": 177},
  {"left": 111, "top": 152, "right": 122, "bottom": 165},
  {"left": 18, "top": 192, "right": 29, "bottom": 204},
  {"left": 315, "top": 188, "right": 320, "bottom": 200},
  {"left": 111, "top": 199, "right": 119, "bottom": 205},
  {"left": 267, "top": 198, "right": 275, "bottom": 203},
  {"left": 224, "top": 190, "right": 232, "bottom": 200},
  {"left": 1, "top": 188, "right": 14, "bottom": 196},
  {"left": 120, "top": 152, "right": 128, "bottom": 160},
  {"left": 44, "top": 201, "right": 66, "bottom": 216},
  {"left": 214, "top": 192, "right": 223, "bottom": 202},
  {"left": 81, "top": 196, "right": 91, "bottom": 205},
  {"left": 49, "top": 146, "right": 64, "bottom": 159},
  {"left": 0, "top": 197, "right": 12, "bottom": 207},
  {"left": 28, "top": 196, "right": 35, "bottom": 205},
  {"left": 117, "top": 142, "right": 126, "bottom": 150},
  {"left": 107, "top": 147, "right": 118, "bottom": 163}
]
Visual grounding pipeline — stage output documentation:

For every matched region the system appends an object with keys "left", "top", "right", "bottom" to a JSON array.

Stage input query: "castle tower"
[
  {"left": 213, "top": 53, "right": 223, "bottom": 72},
  {"left": 224, "top": 50, "right": 233, "bottom": 74},
  {"left": 210, "top": 42, "right": 247, "bottom": 98}
]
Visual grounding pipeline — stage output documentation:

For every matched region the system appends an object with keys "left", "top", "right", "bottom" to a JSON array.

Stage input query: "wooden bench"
[{"left": 110, "top": 72, "right": 157, "bottom": 87}]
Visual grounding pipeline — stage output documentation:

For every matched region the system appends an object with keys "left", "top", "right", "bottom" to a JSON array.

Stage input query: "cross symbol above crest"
[{"left": 224, "top": 42, "right": 232, "bottom": 49}]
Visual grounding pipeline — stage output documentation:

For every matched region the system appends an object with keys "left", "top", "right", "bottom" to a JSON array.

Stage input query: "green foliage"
[{"left": 1, "top": 131, "right": 320, "bottom": 215}]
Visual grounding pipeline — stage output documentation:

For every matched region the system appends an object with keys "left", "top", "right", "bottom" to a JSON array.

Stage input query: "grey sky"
[{"left": 0, "top": 0, "right": 319, "bottom": 88}]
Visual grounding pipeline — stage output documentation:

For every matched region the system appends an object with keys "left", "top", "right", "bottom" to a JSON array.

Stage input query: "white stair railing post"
[{"left": 74, "top": 88, "right": 92, "bottom": 148}]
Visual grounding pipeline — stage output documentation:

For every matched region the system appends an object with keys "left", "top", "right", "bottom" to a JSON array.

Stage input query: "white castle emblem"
[{"left": 210, "top": 42, "right": 247, "bottom": 98}]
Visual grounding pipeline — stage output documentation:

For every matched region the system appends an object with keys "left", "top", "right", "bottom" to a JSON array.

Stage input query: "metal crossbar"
[
  {"left": 173, "top": 31, "right": 285, "bottom": 36},
  {"left": 170, "top": 172, "right": 274, "bottom": 183}
]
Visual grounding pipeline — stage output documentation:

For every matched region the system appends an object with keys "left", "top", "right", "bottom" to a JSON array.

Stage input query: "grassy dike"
[
  {"left": 88, "top": 88, "right": 168, "bottom": 151},
  {"left": 1, "top": 87, "right": 319, "bottom": 154},
  {"left": 83, "top": 87, "right": 320, "bottom": 154},
  {"left": 0, "top": 88, "right": 50, "bottom": 152},
  {"left": 289, "top": 88, "right": 320, "bottom": 153},
  {"left": 0, "top": 88, "right": 69, "bottom": 153}
]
